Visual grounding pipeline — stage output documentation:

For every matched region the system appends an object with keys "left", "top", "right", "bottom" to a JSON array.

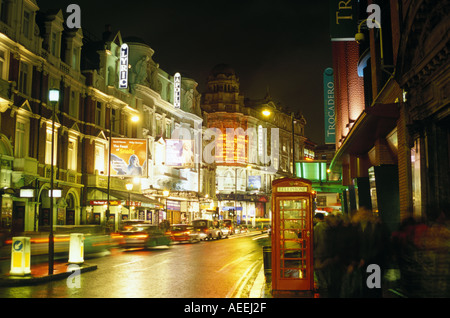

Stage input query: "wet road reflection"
[{"left": 0, "top": 233, "right": 269, "bottom": 298}]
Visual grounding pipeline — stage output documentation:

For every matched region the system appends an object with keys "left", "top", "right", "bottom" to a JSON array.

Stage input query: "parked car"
[
  {"left": 192, "top": 219, "right": 223, "bottom": 240},
  {"left": 115, "top": 224, "right": 171, "bottom": 248},
  {"left": 165, "top": 224, "right": 200, "bottom": 243}
]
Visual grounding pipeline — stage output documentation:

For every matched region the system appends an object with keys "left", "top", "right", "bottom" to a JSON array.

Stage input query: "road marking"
[
  {"left": 217, "top": 254, "right": 253, "bottom": 273},
  {"left": 226, "top": 259, "right": 261, "bottom": 298}
]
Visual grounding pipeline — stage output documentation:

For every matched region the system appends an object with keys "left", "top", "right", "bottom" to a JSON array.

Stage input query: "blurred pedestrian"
[
  {"left": 339, "top": 212, "right": 361, "bottom": 298},
  {"left": 325, "top": 214, "right": 344, "bottom": 297},
  {"left": 313, "top": 213, "right": 329, "bottom": 294}
]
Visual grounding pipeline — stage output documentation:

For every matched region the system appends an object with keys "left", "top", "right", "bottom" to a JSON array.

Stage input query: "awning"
[
  {"left": 330, "top": 102, "right": 399, "bottom": 172},
  {"left": 87, "top": 188, "right": 163, "bottom": 208}
]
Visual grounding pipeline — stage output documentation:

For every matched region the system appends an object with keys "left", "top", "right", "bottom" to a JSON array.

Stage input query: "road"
[{"left": 0, "top": 231, "right": 270, "bottom": 298}]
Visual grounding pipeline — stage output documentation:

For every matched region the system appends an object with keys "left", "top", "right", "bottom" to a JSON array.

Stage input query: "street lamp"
[
  {"left": 126, "top": 182, "right": 133, "bottom": 219},
  {"left": 106, "top": 113, "right": 139, "bottom": 226},
  {"left": 163, "top": 190, "right": 169, "bottom": 226},
  {"left": 291, "top": 112, "right": 296, "bottom": 177},
  {"left": 48, "top": 88, "right": 59, "bottom": 275}
]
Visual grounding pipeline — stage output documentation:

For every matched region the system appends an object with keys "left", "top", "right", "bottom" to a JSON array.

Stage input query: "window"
[
  {"left": 111, "top": 109, "right": 118, "bottom": 132},
  {"left": 0, "top": 48, "right": 6, "bottom": 80},
  {"left": 94, "top": 143, "right": 105, "bottom": 175},
  {"left": 72, "top": 47, "right": 79, "bottom": 70},
  {"left": 45, "top": 125, "right": 57, "bottom": 165},
  {"left": 123, "top": 115, "right": 128, "bottom": 136},
  {"left": 0, "top": 0, "right": 10, "bottom": 24},
  {"left": 50, "top": 32, "right": 58, "bottom": 56},
  {"left": 19, "top": 61, "right": 31, "bottom": 95},
  {"left": 156, "top": 116, "right": 162, "bottom": 136},
  {"left": 15, "top": 119, "right": 29, "bottom": 158},
  {"left": 23, "top": 10, "right": 31, "bottom": 39},
  {"left": 95, "top": 102, "right": 102, "bottom": 126},
  {"left": 69, "top": 90, "right": 78, "bottom": 118},
  {"left": 165, "top": 121, "right": 171, "bottom": 138},
  {"left": 67, "top": 137, "right": 77, "bottom": 171},
  {"left": 411, "top": 138, "right": 422, "bottom": 219}
]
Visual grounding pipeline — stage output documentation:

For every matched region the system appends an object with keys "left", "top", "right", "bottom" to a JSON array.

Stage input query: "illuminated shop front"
[{"left": 85, "top": 188, "right": 162, "bottom": 231}]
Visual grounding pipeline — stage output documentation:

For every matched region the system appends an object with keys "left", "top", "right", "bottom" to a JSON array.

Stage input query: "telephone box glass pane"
[{"left": 278, "top": 198, "right": 309, "bottom": 279}]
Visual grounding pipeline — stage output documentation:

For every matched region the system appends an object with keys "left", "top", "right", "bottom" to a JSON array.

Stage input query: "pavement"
[{"left": 0, "top": 261, "right": 97, "bottom": 287}]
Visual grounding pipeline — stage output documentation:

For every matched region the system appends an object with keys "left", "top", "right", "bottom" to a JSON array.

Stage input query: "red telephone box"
[{"left": 271, "top": 178, "right": 315, "bottom": 293}]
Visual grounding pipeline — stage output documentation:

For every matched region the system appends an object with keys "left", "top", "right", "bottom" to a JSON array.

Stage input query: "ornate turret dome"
[{"left": 209, "top": 63, "right": 236, "bottom": 77}]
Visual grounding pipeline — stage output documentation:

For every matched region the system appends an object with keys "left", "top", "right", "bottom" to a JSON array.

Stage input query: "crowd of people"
[
  {"left": 313, "top": 208, "right": 450, "bottom": 298},
  {"left": 313, "top": 208, "right": 388, "bottom": 297}
]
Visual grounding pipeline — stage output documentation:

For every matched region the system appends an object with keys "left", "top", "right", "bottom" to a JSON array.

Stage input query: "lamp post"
[
  {"left": 48, "top": 89, "right": 59, "bottom": 275},
  {"left": 125, "top": 182, "right": 133, "bottom": 219},
  {"left": 163, "top": 190, "right": 169, "bottom": 226},
  {"left": 106, "top": 114, "right": 139, "bottom": 226},
  {"left": 291, "top": 112, "right": 296, "bottom": 177}
]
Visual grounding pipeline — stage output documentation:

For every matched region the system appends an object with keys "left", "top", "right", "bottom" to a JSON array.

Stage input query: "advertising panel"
[
  {"left": 248, "top": 175, "right": 262, "bottom": 190},
  {"left": 110, "top": 138, "right": 147, "bottom": 176},
  {"left": 165, "top": 139, "right": 194, "bottom": 168}
]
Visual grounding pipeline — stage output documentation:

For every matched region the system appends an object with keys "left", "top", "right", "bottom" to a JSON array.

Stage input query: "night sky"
[{"left": 36, "top": 0, "right": 332, "bottom": 145}]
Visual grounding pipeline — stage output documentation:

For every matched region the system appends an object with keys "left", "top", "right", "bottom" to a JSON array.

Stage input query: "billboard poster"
[
  {"left": 248, "top": 175, "right": 262, "bottom": 190},
  {"left": 110, "top": 138, "right": 147, "bottom": 176},
  {"left": 165, "top": 139, "right": 194, "bottom": 168},
  {"left": 324, "top": 68, "right": 336, "bottom": 144}
]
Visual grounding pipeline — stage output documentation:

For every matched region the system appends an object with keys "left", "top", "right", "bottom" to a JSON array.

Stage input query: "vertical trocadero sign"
[
  {"left": 323, "top": 67, "right": 335, "bottom": 144},
  {"left": 119, "top": 44, "right": 129, "bottom": 89},
  {"left": 174, "top": 72, "right": 181, "bottom": 108}
]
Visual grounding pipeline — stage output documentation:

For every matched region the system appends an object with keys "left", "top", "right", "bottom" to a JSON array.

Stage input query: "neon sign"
[
  {"left": 174, "top": 72, "right": 181, "bottom": 108},
  {"left": 119, "top": 44, "right": 129, "bottom": 89}
]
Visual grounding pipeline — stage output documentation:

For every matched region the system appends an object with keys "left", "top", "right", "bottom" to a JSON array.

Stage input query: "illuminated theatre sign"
[
  {"left": 119, "top": 43, "right": 129, "bottom": 89},
  {"left": 174, "top": 72, "right": 181, "bottom": 108}
]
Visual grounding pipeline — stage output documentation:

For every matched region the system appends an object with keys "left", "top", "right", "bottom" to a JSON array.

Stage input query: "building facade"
[
  {"left": 201, "top": 64, "right": 307, "bottom": 223},
  {"left": 328, "top": 0, "right": 449, "bottom": 230},
  {"left": 0, "top": 1, "right": 208, "bottom": 235}
]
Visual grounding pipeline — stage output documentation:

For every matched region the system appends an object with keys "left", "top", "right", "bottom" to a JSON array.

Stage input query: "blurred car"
[
  {"left": 165, "top": 224, "right": 200, "bottom": 243},
  {"left": 192, "top": 219, "right": 223, "bottom": 240},
  {"left": 220, "top": 227, "right": 231, "bottom": 238},
  {"left": 114, "top": 224, "right": 171, "bottom": 248},
  {"left": 118, "top": 220, "right": 150, "bottom": 231},
  {"left": 235, "top": 225, "right": 249, "bottom": 234},
  {"left": 1, "top": 225, "right": 114, "bottom": 258}
]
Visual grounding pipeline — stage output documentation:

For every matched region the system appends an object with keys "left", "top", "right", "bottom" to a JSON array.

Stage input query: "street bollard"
[
  {"left": 68, "top": 233, "right": 84, "bottom": 264},
  {"left": 10, "top": 237, "right": 31, "bottom": 276}
]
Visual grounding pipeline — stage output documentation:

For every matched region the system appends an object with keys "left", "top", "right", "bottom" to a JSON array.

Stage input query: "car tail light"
[{"left": 128, "top": 234, "right": 148, "bottom": 239}]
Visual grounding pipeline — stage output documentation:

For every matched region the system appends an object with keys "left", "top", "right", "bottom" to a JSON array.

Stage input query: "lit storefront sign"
[
  {"left": 323, "top": 68, "right": 335, "bottom": 144},
  {"left": 174, "top": 72, "right": 181, "bottom": 108},
  {"left": 295, "top": 161, "right": 328, "bottom": 182},
  {"left": 89, "top": 200, "right": 121, "bottom": 206},
  {"left": 167, "top": 200, "right": 181, "bottom": 211},
  {"left": 119, "top": 43, "right": 129, "bottom": 89},
  {"left": 329, "top": 0, "right": 358, "bottom": 41}
]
